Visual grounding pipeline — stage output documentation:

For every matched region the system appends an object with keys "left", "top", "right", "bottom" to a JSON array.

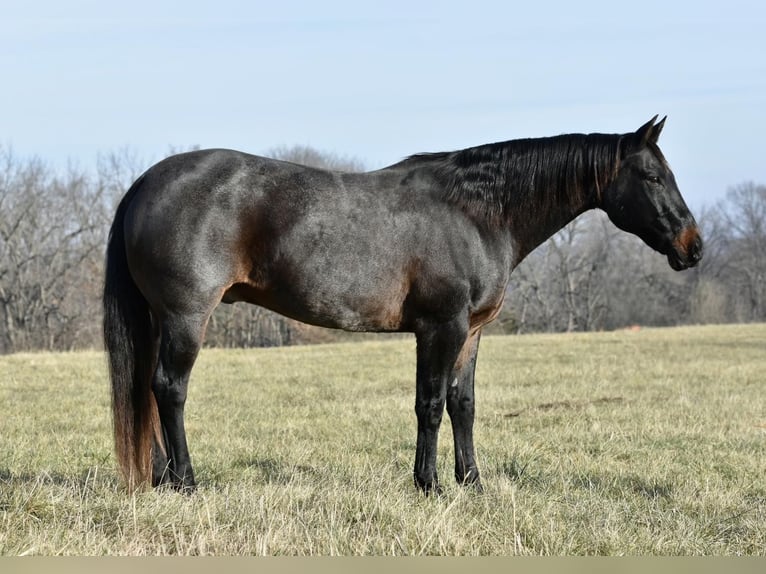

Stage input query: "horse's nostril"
[{"left": 689, "top": 239, "right": 703, "bottom": 263}]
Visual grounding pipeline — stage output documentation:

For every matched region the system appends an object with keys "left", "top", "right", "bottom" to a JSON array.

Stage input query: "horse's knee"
[
  {"left": 447, "top": 386, "right": 474, "bottom": 418},
  {"left": 415, "top": 396, "right": 446, "bottom": 428}
]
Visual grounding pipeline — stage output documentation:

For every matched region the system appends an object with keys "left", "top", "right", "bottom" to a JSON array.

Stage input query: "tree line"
[{"left": 1, "top": 143, "right": 763, "bottom": 354}]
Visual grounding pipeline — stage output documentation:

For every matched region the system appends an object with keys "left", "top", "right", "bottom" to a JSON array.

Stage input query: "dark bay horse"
[{"left": 103, "top": 116, "right": 702, "bottom": 493}]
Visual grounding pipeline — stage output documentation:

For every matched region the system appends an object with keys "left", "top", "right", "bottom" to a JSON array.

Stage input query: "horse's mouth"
[
  {"left": 667, "top": 226, "right": 703, "bottom": 271},
  {"left": 667, "top": 251, "right": 693, "bottom": 271}
]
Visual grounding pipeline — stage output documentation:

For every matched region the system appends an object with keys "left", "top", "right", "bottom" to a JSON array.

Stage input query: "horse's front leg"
[
  {"left": 447, "top": 331, "right": 483, "bottom": 492},
  {"left": 413, "top": 315, "right": 469, "bottom": 495}
]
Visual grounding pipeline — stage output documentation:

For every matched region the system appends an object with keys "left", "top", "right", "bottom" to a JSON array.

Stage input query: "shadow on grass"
[
  {"left": 573, "top": 472, "right": 674, "bottom": 501},
  {"left": 497, "top": 454, "right": 550, "bottom": 488},
  {"left": 495, "top": 458, "right": 675, "bottom": 502},
  {"left": 0, "top": 466, "right": 121, "bottom": 519},
  {"left": 0, "top": 466, "right": 116, "bottom": 489},
  {"left": 229, "top": 456, "right": 320, "bottom": 484}
]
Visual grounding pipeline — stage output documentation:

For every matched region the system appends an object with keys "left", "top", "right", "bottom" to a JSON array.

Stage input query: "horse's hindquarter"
[{"left": 123, "top": 150, "right": 260, "bottom": 316}]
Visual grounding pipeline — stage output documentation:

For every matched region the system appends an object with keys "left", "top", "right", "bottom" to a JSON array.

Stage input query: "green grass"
[{"left": 0, "top": 324, "right": 764, "bottom": 555}]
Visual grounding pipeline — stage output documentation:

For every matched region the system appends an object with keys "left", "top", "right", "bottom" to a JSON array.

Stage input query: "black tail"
[{"left": 103, "top": 175, "right": 159, "bottom": 490}]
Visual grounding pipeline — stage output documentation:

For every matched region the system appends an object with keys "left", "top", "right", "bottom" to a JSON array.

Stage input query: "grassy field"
[{"left": 0, "top": 324, "right": 764, "bottom": 555}]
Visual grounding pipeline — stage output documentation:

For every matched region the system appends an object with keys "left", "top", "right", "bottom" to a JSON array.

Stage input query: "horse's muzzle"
[{"left": 668, "top": 225, "right": 703, "bottom": 271}]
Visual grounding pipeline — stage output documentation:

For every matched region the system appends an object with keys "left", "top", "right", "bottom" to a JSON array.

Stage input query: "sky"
[{"left": 3, "top": 0, "right": 765, "bottom": 208}]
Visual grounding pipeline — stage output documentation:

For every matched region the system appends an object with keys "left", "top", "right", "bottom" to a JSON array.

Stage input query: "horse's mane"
[{"left": 400, "top": 133, "right": 624, "bottom": 225}]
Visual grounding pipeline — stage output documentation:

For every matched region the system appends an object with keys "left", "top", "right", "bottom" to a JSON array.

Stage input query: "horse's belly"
[{"left": 222, "top": 271, "right": 410, "bottom": 333}]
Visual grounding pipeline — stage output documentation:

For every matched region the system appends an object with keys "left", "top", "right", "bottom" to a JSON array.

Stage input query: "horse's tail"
[{"left": 102, "top": 175, "right": 159, "bottom": 490}]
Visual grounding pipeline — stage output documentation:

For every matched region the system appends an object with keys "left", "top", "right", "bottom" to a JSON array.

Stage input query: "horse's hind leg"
[
  {"left": 446, "top": 332, "right": 483, "bottom": 491},
  {"left": 151, "top": 311, "right": 209, "bottom": 491}
]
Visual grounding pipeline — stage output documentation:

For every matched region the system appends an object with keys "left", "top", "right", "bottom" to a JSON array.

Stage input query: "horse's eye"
[{"left": 646, "top": 175, "right": 661, "bottom": 185}]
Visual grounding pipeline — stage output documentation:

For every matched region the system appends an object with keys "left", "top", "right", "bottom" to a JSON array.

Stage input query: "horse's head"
[{"left": 601, "top": 116, "right": 703, "bottom": 271}]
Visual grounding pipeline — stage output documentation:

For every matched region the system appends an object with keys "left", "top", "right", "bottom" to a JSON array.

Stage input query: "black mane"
[{"left": 402, "top": 132, "right": 623, "bottom": 225}]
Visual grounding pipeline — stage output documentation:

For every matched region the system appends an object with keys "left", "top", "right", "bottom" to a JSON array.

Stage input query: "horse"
[{"left": 103, "top": 116, "right": 702, "bottom": 494}]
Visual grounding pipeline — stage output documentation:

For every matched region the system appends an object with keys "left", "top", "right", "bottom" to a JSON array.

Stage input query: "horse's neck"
[{"left": 506, "top": 191, "right": 596, "bottom": 266}]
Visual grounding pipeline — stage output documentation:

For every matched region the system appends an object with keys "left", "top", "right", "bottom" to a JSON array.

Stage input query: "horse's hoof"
[
  {"left": 415, "top": 476, "right": 443, "bottom": 496},
  {"left": 457, "top": 471, "right": 484, "bottom": 493}
]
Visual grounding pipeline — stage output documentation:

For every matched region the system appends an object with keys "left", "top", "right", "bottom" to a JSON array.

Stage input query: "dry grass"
[{"left": 0, "top": 324, "right": 764, "bottom": 555}]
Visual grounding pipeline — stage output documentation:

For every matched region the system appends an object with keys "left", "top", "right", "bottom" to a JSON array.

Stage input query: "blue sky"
[{"left": 3, "top": 0, "right": 764, "bottom": 207}]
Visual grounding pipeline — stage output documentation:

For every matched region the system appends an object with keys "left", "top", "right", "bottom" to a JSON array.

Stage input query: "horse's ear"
[
  {"left": 635, "top": 115, "right": 659, "bottom": 145},
  {"left": 650, "top": 115, "right": 667, "bottom": 143}
]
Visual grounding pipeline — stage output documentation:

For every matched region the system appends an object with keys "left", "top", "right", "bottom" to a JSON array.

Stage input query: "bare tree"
[
  {"left": 509, "top": 213, "right": 614, "bottom": 333},
  {"left": 266, "top": 144, "right": 366, "bottom": 172},
  {"left": 707, "top": 182, "right": 766, "bottom": 321},
  {"left": 0, "top": 147, "right": 106, "bottom": 352}
]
